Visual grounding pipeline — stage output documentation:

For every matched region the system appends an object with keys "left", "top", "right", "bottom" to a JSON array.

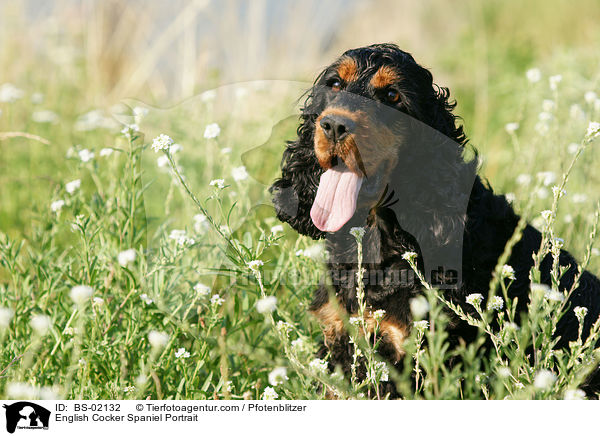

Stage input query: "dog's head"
[{"left": 271, "top": 43, "right": 467, "bottom": 239}]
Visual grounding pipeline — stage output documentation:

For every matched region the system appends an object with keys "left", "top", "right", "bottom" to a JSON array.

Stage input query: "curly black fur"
[{"left": 270, "top": 43, "right": 600, "bottom": 397}]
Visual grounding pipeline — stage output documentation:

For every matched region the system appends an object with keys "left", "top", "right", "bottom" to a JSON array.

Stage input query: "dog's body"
[{"left": 270, "top": 43, "right": 600, "bottom": 396}]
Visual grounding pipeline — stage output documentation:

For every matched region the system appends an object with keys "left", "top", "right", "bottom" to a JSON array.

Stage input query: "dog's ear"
[
  {"left": 269, "top": 83, "right": 327, "bottom": 240},
  {"left": 269, "top": 137, "right": 324, "bottom": 239}
]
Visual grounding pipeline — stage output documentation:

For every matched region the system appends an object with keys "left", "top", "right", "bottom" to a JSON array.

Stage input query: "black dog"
[{"left": 270, "top": 43, "right": 600, "bottom": 396}]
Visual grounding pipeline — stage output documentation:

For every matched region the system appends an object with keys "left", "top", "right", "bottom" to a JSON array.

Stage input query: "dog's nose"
[{"left": 319, "top": 114, "right": 355, "bottom": 143}]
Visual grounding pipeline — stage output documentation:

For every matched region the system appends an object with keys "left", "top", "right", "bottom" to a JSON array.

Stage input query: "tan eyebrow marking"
[
  {"left": 370, "top": 65, "right": 400, "bottom": 88},
  {"left": 337, "top": 56, "right": 359, "bottom": 83}
]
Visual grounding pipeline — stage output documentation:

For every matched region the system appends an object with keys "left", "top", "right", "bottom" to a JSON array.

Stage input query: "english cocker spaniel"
[{"left": 270, "top": 43, "right": 600, "bottom": 397}]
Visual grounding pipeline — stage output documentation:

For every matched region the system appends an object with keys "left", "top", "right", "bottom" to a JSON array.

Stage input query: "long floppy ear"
[{"left": 269, "top": 84, "right": 327, "bottom": 240}]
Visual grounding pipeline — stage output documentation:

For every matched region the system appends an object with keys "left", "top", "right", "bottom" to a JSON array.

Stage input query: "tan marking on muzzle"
[{"left": 314, "top": 107, "right": 365, "bottom": 175}]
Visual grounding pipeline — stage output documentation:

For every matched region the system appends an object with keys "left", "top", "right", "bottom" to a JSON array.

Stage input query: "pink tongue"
[{"left": 310, "top": 167, "right": 363, "bottom": 232}]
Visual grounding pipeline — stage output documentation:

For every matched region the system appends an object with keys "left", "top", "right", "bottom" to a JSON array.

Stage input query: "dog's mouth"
[{"left": 310, "top": 159, "right": 387, "bottom": 233}]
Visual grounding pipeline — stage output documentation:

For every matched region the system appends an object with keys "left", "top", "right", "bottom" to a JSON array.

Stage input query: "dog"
[{"left": 269, "top": 43, "right": 600, "bottom": 396}]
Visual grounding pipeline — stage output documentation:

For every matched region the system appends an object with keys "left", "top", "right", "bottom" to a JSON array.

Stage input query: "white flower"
[
  {"left": 574, "top": 306, "right": 588, "bottom": 324},
  {"left": 537, "top": 171, "right": 557, "bottom": 186},
  {"left": 466, "top": 293, "right": 484, "bottom": 308},
  {"left": 211, "top": 294, "right": 225, "bottom": 306},
  {"left": 372, "top": 309, "right": 386, "bottom": 322},
  {"left": 487, "top": 296, "right": 504, "bottom": 311},
  {"left": 302, "top": 244, "right": 326, "bottom": 260},
  {"left": 225, "top": 381, "right": 233, "bottom": 392},
  {"left": 572, "top": 193, "right": 587, "bottom": 203},
  {"left": 194, "top": 283, "right": 211, "bottom": 297},
  {"left": 535, "top": 187, "right": 549, "bottom": 199},
  {"left": 516, "top": 174, "right": 532, "bottom": 185},
  {"left": 6, "top": 382, "right": 37, "bottom": 399},
  {"left": 526, "top": 68, "right": 541, "bottom": 83},
  {"left": 530, "top": 283, "right": 550, "bottom": 297},
  {"left": 262, "top": 386, "right": 278, "bottom": 400},
  {"left": 552, "top": 186, "right": 566, "bottom": 198},
  {"left": 538, "top": 111, "right": 553, "bottom": 122},
  {"left": 586, "top": 121, "right": 600, "bottom": 140},
  {"left": 209, "top": 179, "right": 226, "bottom": 189},
  {"left": 0, "top": 307, "right": 15, "bottom": 328},
  {"left": 148, "top": 330, "right": 169, "bottom": 348},
  {"left": 540, "top": 210, "right": 554, "bottom": 223},
  {"left": 203, "top": 123, "right": 221, "bottom": 139},
  {"left": 584, "top": 91, "right": 597, "bottom": 104},
  {"left": 570, "top": 104, "right": 585, "bottom": 120},
  {"left": 70, "top": 285, "right": 93, "bottom": 304},
  {"left": 564, "top": 389, "right": 586, "bottom": 400},
  {"left": 505, "top": 122, "right": 519, "bottom": 134},
  {"left": 32, "top": 110, "right": 59, "bottom": 124},
  {"left": 93, "top": 297, "right": 104, "bottom": 306},
  {"left": 156, "top": 155, "right": 169, "bottom": 168},
  {"left": 121, "top": 124, "right": 139, "bottom": 139},
  {"left": 502, "top": 264, "right": 516, "bottom": 280},
  {"left": 553, "top": 237, "right": 564, "bottom": 249},
  {"left": 295, "top": 249, "right": 304, "bottom": 257},
  {"left": 31, "top": 92, "right": 44, "bottom": 104},
  {"left": 78, "top": 358, "right": 87, "bottom": 366},
  {"left": 256, "top": 296, "right": 277, "bottom": 314},
  {"left": 78, "top": 149, "right": 95, "bottom": 162},
  {"left": 309, "top": 358, "right": 328, "bottom": 374},
  {"left": 51, "top": 200, "right": 65, "bottom": 212},
  {"left": 349, "top": 226, "right": 366, "bottom": 240},
  {"left": 549, "top": 74, "right": 562, "bottom": 91},
  {"left": 268, "top": 367, "right": 288, "bottom": 386},
  {"left": 235, "top": 87, "right": 248, "bottom": 99},
  {"left": 169, "top": 143, "right": 182, "bottom": 154},
  {"left": 0, "top": 83, "right": 24, "bottom": 102},
  {"left": 169, "top": 229, "right": 194, "bottom": 246},
  {"left": 270, "top": 224, "right": 284, "bottom": 234},
  {"left": 402, "top": 251, "right": 418, "bottom": 262},
  {"left": 140, "top": 293, "right": 153, "bottom": 305},
  {"left": 564, "top": 214, "right": 573, "bottom": 224},
  {"left": 497, "top": 367, "right": 512, "bottom": 379},
  {"left": 410, "top": 296, "right": 430, "bottom": 319},
  {"left": 123, "top": 386, "right": 136, "bottom": 393},
  {"left": 542, "top": 99, "right": 556, "bottom": 112},
  {"left": 221, "top": 147, "right": 232, "bottom": 154},
  {"left": 133, "top": 106, "right": 149, "bottom": 123},
  {"left": 534, "top": 369, "right": 556, "bottom": 390},
  {"left": 247, "top": 260, "right": 264, "bottom": 271},
  {"left": 349, "top": 316, "right": 360, "bottom": 326},
  {"left": 99, "top": 148, "right": 114, "bottom": 157},
  {"left": 65, "top": 179, "right": 81, "bottom": 194},
  {"left": 291, "top": 338, "right": 304, "bottom": 351},
  {"left": 545, "top": 289, "right": 565, "bottom": 302},
  {"left": 592, "top": 248, "right": 600, "bottom": 257},
  {"left": 276, "top": 320, "right": 292, "bottom": 335},
  {"left": 175, "top": 347, "right": 190, "bottom": 358},
  {"left": 413, "top": 320, "right": 429, "bottom": 332},
  {"left": 192, "top": 214, "right": 209, "bottom": 234},
  {"left": 374, "top": 360, "right": 389, "bottom": 382},
  {"left": 151, "top": 134, "right": 174, "bottom": 153},
  {"left": 118, "top": 249, "right": 137, "bottom": 266},
  {"left": 30, "top": 314, "right": 52, "bottom": 335},
  {"left": 231, "top": 166, "right": 249, "bottom": 182},
  {"left": 201, "top": 90, "right": 216, "bottom": 103}
]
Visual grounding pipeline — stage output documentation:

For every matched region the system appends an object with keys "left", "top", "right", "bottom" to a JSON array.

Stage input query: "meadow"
[{"left": 1, "top": 0, "right": 600, "bottom": 400}]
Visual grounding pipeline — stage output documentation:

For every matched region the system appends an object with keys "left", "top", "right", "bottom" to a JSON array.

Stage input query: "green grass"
[{"left": 1, "top": 1, "right": 600, "bottom": 400}]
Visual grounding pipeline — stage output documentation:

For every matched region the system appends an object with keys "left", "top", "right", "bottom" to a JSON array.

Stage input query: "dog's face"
[{"left": 271, "top": 43, "right": 465, "bottom": 238}]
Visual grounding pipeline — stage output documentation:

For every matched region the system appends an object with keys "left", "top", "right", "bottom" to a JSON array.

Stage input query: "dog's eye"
[
  {"left": 386, "top": 89, "right": 400, "bottom": 104},
  {"left": 328, "top": 79, "right": 342, "bottom": 92}
]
